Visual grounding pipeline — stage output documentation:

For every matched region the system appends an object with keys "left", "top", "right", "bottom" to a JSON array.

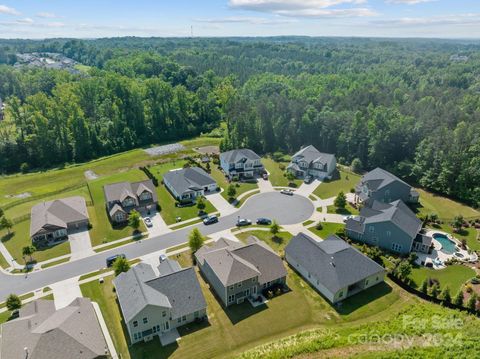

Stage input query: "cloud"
[
  {"left": 0, "top": 4, "right": 19, "bottom": 15},
  {"left": 16, "top": 17, "right": 34, "bottom": 24},
  {"left": 36, "top": 12, "right": 58, "bottom": 18},
  {"left": 385, "top": 0, "right": 435, "bottom": 4},
  {"left": 228, "top": 0, "right": 375, "bottom": 17},
  {"left": 372, "top": 13, "right": 480, "bottom": 27},
  {"left": 194, "top": 16, "right": 297, "bottom": 25}
]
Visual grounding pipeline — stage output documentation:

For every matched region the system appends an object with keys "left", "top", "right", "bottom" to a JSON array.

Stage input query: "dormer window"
[
  {"left": 139, "top": 191, "right": 151, "bottom": 201},
  {"left": 123, "top": 197, "right": 135, "bottom": 207}
]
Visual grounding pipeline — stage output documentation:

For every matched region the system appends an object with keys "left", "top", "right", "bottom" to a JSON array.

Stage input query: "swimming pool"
[{"left": 433, "top": 233, "right": 457, "bottom": 254}]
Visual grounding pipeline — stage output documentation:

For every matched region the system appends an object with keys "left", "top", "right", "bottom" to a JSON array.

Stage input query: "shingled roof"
[
  {"left": 103, "top": 180, "right": 157, "bottom": 205},
  {"left": 291, "top": 145, "right": 335, "bottom": 167},
  {"left": 30, "top": 196, "right": 89, "bottom": 237},
  {"left": 220, "top": 149, "right": 260, "bottom": 163},
  {"left": 358, "top": 167, "right": 411, "bottom": 192},
  {"left": 285, "top": 233, "right": 385, "bottom": 294},
  {"left": 0, "top": 298, "right": 108, "bottom": 359},
  {"left": 163, "top": 167, "right": 216, "bottom": 195}
]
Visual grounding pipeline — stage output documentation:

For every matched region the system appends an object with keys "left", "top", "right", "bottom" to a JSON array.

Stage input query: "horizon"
[{"left": 0, "top": 1, "right": 479, "bottom": 39}]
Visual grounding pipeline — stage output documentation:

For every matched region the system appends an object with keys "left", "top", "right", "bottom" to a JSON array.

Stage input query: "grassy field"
[
  {"left": 313, "top": 169, "right": 360, "bottom": 199},
  {"left": 236, "top": 230, "right": 293, "bottom": 254},
  {"left": 81, "top": 263, "right": 408, "bottom": 359},
  {"left": 308, "top": 222, "right": 345, "bottom": 240},
  {"left": 262, "top": 158, "right": 302, "bottom": 187},
  {"left": 209, "top": 166, "right": 258, "bottom": 202},
  {"left": 409, "top": 265, "right": 475, "bottom": 295},
  {"left": 415, "top": 188, "right": 480, "bottom": 221}
]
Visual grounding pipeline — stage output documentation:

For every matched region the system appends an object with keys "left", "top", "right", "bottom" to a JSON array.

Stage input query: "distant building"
[
  {"left": 103, "top": 180, "right": 157, "bottom": 224},
  {"left": 220, "top": 149, "right": 264, "bottom": 179},
  {"left": 285, "top": 233, "right": 385, "bottom": 304},
  {"left": 355, "top": 167, "right": 419, "bottom": 204},
  {"left": 287, "top": 145, "right": 336, "bottom": 180},
  {"left": 346, "top": 199, "right": 432, "bottom": 255},
  {"left": 163, "top": 167, "right": 217, "bottom": 203},
  {"left": 114, "top": 261, "right": 207, "bottom": 345},
  {"left": 30, "top": 196, "right": 89, "bottom": 246},
  {"left": 0, "top": 298, "right": 109, "bottom": 359}
]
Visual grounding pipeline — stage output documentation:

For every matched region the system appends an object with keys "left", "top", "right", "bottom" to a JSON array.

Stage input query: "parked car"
[
  {"left": 159, "top": 254, "right": 167, "bottom": 262},
  {"left": 106, "top": 254, "right": 126, "bottom": 267},
  {"left": 304, "top": 175, "right": 313, "bottom": 184},
  {"left": 256, "top": 218, "right": 272, "bottom": 225},
  {"left": 280, "top": 189, "right": 294, "bottom": 196},
  {"left": 343, "top": 215, "right": 354, "bottom": 223},
  {"left": 203, "top": 215, "right": 218, "bottom": 225},
  {"left": 236, "top": 218, "right": 252, "bottom": 227},
  {"left": 262, "top": 173, "right": 269, "bottom": 180},
  {"left": 144, "top": 217, "right": 153, "bottom": 228}
]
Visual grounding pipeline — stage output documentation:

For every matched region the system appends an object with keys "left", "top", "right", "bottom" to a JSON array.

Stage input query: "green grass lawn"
[
  {"left": 262, "top": 158, "right": 302, "bottom": 188},
  {"left": 415, "top": 188, "right": 480, "bottom": 221},
  {"left": 308, "top": 222, "right": 345, "bottom": 240},
  {"left": 326, "top": 203, "right": 359, "bottom": 216},
  {"left": 409, "top": 265, "right": 475, "bottom": 294},
  {"left": 40, "top": 257, "right": 70, "bottom": 269},
  {"left": 235, "top": 190, "right": 260, "bottom": 208},
  {"left": 313, "top": 169, "right": 360, "bottom": 199},
  {"left": 209, "top": 166, "right": 258, "bottom": 202},
  {"left": 0, "top": 250, "right": 10, "bottom": 268},
  {"left": 0, "top": 310, "right": 12, "bottom": 325},
  {"left": 235, "top": 230, "right": 293, "bottom": 254}
]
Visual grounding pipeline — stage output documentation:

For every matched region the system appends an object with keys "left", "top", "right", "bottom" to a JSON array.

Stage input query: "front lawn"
[
  {"left": 308, "top": 222, "right": 345, "bottom": 240},
  {"left": 209, "top": 166, "right": 258, "bottom": 202},
  {"left": 326, "top": 203, "right": 359, "bottom": 216},
  {"left": 235, "top": 230, "right": 293, "bottom": 254},
  {"left": 409, "top": 264, "right": 475, "bottom": 294},
  {"left": 262, "top": 158, "right": 302, "bottom": 188},
  {"left": 313, "top": 169, "right": 360, "bottom": 199}
]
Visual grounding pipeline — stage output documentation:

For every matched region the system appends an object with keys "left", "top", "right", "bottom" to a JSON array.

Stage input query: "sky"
[{"left": 0, "top": 0, "right": 479, "bottom": 39}]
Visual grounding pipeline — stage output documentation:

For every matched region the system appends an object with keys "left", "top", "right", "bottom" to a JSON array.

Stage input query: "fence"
[
  {"left": 139, "top": 166, "right": 159, "bottom": 187},
  {"left": 12, "top": 213, "right": 30, "bottom": 224}
]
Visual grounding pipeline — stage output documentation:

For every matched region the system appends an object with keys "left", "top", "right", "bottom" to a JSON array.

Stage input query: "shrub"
[
  {"left": 6, "top": 294, "right": 21, "bottom": 311},
  {"left": 316, "top": 222, "right": 323, "bottom": 230}
]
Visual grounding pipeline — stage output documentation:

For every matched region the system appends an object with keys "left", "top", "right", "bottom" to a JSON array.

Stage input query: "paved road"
[{"left": 0, "top": 192, "right": 314, "bottom": 300}]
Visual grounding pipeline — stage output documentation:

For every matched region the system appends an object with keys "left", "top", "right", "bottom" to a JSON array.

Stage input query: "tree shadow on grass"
[
  {"left": 0, "top": 232, "right": 14, "bottom": 243},
  {"left": 334, "top": 282, "right": 393, "bottom": 315}
]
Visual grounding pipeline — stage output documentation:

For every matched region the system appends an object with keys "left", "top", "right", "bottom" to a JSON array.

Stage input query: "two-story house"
[
  {"left": 345, "top": 199, "right": 432, "bottom": 255},
  {"left": 287, "top": 145, "right": 336, "bottom": 180},
  {"left": 103, "top": 180, "right": 158, "bottom": 224},
  {"left": 285, "top": 233, "right": 385, "bottom": 304},
  {"left": 219, "top": 149, "right": 264, "bottom": 179},
  {"left": 195, "top": 237, "right": 287, "bottom": 307},
  {"left": 114, "top": 260, "right": 207, "bottom": 345},
  {"left": 355, "top": 167, "right": 419, "bottom": 204},
  {"left": 163, "top": 167, "right": 217, "bottom": 203}
]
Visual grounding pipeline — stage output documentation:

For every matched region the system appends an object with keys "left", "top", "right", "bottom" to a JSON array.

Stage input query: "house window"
[
  {"left": 134, "top": 333, "right": 138, "bottom": 340},
  {"left": 229, "top": 286, "right": 234, "bottom": 291},
  {"left": 143, "top": 317, "right": 148, "bottom": 324},
  {"left": 194, "top": 311, "right": 199, "bottom": 318},
  {"left": 237, "top": 282, "right": 242, "bottom": 288},
  {"left": 386, "top": 231, "right": 391, "bottom": 237},
  {"left": 156, "top": 325, "right": 160, "bottom": 332},
  {"left": 139, "top": 191, "right": 152, "bottom": 201},
  {"left": 228, "top": 295, "right": 235, "bottom": 303},
  {"left": 162, "top": 311, "right": 166, "bottom": 317},
  {"left": 338, "top": 291, "right": 343, "bottom": 298},
  {"left": 182, "top": 315, "right": 186, "bottom": 321},
  {"left": 133, "top": 321, "right": 138, "bottom": 328},
  {"left": 178, "top": 318, "right": 182, "bottom": 323},
  {"left": 369, "top": 226, "right": 375, "bottom": 233},
  {"left": 252, "top": 278, "right": 256, "bottom": 283},
  {"left": 391, "top": 243, "right": 402, "bottom": 252},
  {"left": 115, "top": 213, "right": 125, "bottom": 222},
  {"left": 153, "top": 326, "right": 157, "bottom": 333}
]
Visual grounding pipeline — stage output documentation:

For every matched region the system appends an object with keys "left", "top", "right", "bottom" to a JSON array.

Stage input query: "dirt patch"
[
  {"left": 84, "top": 170, "right": 99, "bottom": 180},
  {"left": 144, "top": 143, "right": 185, "bottom": 156},
  {"left": 194, "top": 145, "right": 219, "bottom": 155},
  {"left": 5, "top": 192, "right": 31, "bottom": 199}
]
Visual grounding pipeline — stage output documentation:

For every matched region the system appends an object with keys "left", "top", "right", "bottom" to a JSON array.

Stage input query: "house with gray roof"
[
  {"left": 103, "top": 180, "right": 157, "bottom": 224},
  {"left": 287, "top": 145, "right": 336, "bottom": 180},
  {"left": 0, "top": 297, "right": 109, "bottom": 359},
  {"left": 355, "top": 167, "right": 419, "bottom": 204},
  {"left": 163, "top": 167, "right": 217, "bottom": 203},
  {"left": 195, "top": 237, "right": 287, "bottom": 307},
  {"left": 285, "top": 233, "right": 385, "bottom": 304},
  {"left": 346, "top": 199, "right": 432, "bottom": 255},
  {"left": 30, "top": 196, "right": 89, "bottom": 246},
  {"left": 220, "top": 149, "right": 264, "bottom": 179},
  {"left": 114, "top": 261, "right": 207, "bottom": 345}
]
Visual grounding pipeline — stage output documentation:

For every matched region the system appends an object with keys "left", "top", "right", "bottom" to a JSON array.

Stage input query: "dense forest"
[{"left": 0, "top": 37, "right": 479, "bottom": 207}]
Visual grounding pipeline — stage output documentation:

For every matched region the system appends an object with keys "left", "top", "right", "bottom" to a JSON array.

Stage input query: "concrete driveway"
[
  {"left": 206, "top": 192, "right": 236, "bottom": 216},
  {"left": 69, "top": 229, "right": 94, "bottom": 261},
  {"left": 143, "top": 211, "right": 171, "bottom": 236},
  {"left": 257, "top": 178, "right": 273, "bottom": 192},
  {"left": 296, "top": 179, "right": 320, "bottom": 197},
  {"left": 51, "top": 277, "right": 82, "bottom": 310}
]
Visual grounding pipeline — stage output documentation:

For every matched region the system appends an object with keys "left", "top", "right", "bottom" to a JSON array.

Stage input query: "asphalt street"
[{"left": 0, "top": 192, "right": 314, "bottom": 300}]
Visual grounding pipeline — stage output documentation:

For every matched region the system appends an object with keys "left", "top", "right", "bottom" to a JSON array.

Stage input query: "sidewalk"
[{"left": 0, "top": 241, "right": 22, "bottom": 270}]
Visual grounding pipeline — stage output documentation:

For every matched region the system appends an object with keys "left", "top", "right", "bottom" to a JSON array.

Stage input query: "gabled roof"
[
  {"left": 292, "top": 145, "right": 335, "bottom": 167},
  {"left": 30, "top": 196, "right": 89, "bottom": 237},
  {"left": 108, "top": 203, "right": 126, "bottom": 218},
  {"left": 103, "top": 180, "right": 157, "bottom": 205},
  {"left": 359, "top": 167, "right": 411, "bottom": 192},
  {"left": 163, "top": 167, "right": 216, "bottom": 196},
  {"left": 346, "top": 199, "right": 422, "bottom": 239},
  {"left": 195, "top": 237, "right": 286, "bottom": 286},
  {"left": 285, "top": 233, "right": 385, "bottom": 294},
  {"left": 0, "top": 298, "right": 108, "bottom": 359},
  {"left": 114, "top": 262, "right": 206, "bottom": 322},
  {"left": 220, "top": 149, "right": 261, "bottom": 164}
]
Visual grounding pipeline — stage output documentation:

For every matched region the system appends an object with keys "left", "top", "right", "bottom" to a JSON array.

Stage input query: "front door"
[{"left": 164, "top": 321, "right": 170, "bottom": 331}]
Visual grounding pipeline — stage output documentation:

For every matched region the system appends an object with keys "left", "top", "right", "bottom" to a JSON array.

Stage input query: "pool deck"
[{"left": 414, "top": 230, "right": 477, "bottom": 270}]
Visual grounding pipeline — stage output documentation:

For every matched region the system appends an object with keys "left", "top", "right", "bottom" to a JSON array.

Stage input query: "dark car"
[
  {"left": 106, "top": 254, "right": 126, "bottom": 267},
  {"left": 236, "top": 218, "right": 252, "bottom": 227},
  {"left": 203, "top": 215, "right": 218, "bottom": 225},
  {"left": 304, "top": 175, "right": 313, "bottom": 184},
  {"left": 262, "top": 173, "right": 269, "bottom": 180},
  {"left": 256, "top": 218, "right": 272, "bottom": 225}
]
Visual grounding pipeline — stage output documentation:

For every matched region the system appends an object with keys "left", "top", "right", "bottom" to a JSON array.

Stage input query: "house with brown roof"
[
  {"left": 30, "top": 196, "right": 89, "bottom": 246},
  {"left": 0, "top": 298, "right": 109, "bottom": 359},
  {"left": 103, "top": 180, "right": 157, "bottom": 224},
  {"left": 195, "top": 237, "right": 287, "bottom": 307}
]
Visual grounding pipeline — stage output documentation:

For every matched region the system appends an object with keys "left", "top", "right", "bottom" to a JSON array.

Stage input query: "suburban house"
[
  {"left": 103, "top": 180, "right": 158, "bottom": 224},
  {"left": 114, "top": 261, "right": 207, "bottom": 345},
  {"left": 0, "top": 298, "right": 109, "bottom": 359},
  {"left": 163, "top": 167, "right": 217, "bottom": 203},
  {"left": 355, "top": 167, "right": 419, "bottom": 204},
  {"left": 30, "top": 196, "right": 90, "bottom": 246},
  {"left": 220, "top": 149, "right": 264, "bottom": 179},
  {"left": 285, "top": 233, "right": 385, "bottom": 304},
  {"left": 345, "top": 199, "right": 432, "bottom": 255},
  {"left": 195, "top": 236, "right": 287, "bottom": 307},
  {"left": 287, "top": 145, "right": 336, "bottom": 180}
]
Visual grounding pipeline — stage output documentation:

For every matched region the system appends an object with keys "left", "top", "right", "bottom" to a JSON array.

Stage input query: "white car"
[
  {"left": 144, "top": 217, "right": 153, "bottom": 227},
  {"left": 280, "top": 189, "right": 294, "bottom": 196}
]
